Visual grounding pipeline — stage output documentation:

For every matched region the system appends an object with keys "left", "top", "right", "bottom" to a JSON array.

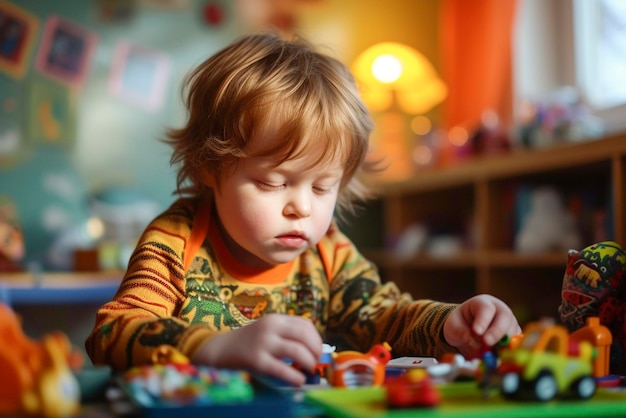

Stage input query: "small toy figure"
[
  {"left": 301, "top": 343, "right": 335, "bottom": 384},
  {"left": 326, "top": 342, "right": 392, "bottom": 388},
  {"left": 558, "top": 240, "right": 626, "bottom": 373},
  {"left": 0, "top": 303, "right": 82, "bottom": 418}
]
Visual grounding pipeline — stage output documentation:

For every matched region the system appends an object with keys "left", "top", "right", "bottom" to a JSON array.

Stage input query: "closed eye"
[
  {"left": 313, "top": 185, "right": 332, "bottom": 194},
  {"left": 256, "top": 181, "right": 285, "bottom": 191}
]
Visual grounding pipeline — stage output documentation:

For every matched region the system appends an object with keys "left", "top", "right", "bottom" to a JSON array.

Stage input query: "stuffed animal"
[
  {"left": 0, "top": 303, "right": 83, "bottom": 417},
  {"left": 515, "top": 186, "right": 582, "bottom": 254},
  {"left": 558, "top": 241, "right": 626, "bottom": 373}
]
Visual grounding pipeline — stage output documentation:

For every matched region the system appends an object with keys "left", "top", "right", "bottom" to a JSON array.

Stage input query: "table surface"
[
  {"left": 0, "top": 272, "right": 121, "bottom": 306},
  {"left": 68, "top": 373, "right": 626, "bottom": 418}
]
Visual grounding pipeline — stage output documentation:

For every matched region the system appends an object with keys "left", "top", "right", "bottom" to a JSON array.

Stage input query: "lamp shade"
[{"left": 352, "top": 42, "right": 447, "bottom": 114}]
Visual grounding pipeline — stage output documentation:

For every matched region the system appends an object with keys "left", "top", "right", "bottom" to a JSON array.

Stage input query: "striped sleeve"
[
  {"left": 85, "top": 198, "right": 216, "bottom": 370},
  {"left": 320, "top": 222, "right": 458, "bottom": 358}
]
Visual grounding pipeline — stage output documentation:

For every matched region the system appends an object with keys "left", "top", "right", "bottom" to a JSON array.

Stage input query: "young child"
[{"left": 85, "top": 32, "right": 520, "bottom": 386}]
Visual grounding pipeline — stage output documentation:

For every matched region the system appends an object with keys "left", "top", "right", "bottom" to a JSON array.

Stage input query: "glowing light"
[
  {"left": 371, "top": 54, "right": 403, "bottom": 84},
  {"left": 448, "top": 126, "right": 469, "bottom": 147},
  {"left": 411, "top": 116, "right": 432, "bottom": 136},
  {"left": 352, "top": 42, "right": 447, "bottom": 115},
  {"left": 86, "top": 217, "right": 105, "bottom": 240},
  {"left": 413, "top": 144, "right": 433, "bottom": 165}
]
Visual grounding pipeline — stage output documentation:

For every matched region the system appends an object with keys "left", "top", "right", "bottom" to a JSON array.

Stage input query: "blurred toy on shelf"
[
  {"left": 0, "top": 302, "right": 83, "bottom": 418},
  {"left": 514, "top": 186, "right": 582, "bottom": 254},
  {"left": 515, "top": 86, "right": 605, "bottom": 149},
  {"left": 558, "top": 240, "right": 626, "bottom": 374},
  {"left": 0, "top": 196, "right": 24, "bottom": 272},
  {"left": 469, "top": 109, "right": 511, "bottom": 157}
]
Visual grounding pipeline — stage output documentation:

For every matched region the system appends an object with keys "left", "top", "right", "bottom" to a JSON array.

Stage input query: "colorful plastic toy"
[
  {"left": 570, "top": 316, "right": 613, "bottom": 378},
  {"left": 300, "top": 343, "right": 335, "bottom": 384},
  {"left": 428, "top": 353, "right": 480, "bottom": 383},
  {"left": 0, "top": 303, "right": 82, "bottom": 417},
  {"left": 386, "top": 368, "right": 441, "bottom": 408},
  {"left": 122, "top": 364, "right": 254, "bottom": 406},
  {"left": 326, "top": 342, "right": 392, "bottom": 388},
  {"left": 494, "top": 319, "right": 596, "bottom": 401},
  {"left": 558, "top": 240, "right": 626, "bottom": 373},
  {"left": 151, "top": 344, "right": 191, "bottom": 365}
]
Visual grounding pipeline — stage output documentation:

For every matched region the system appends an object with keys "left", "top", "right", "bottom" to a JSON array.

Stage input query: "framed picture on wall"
[
  {"left": 0, "top": 0, "right": 40, "bottom": 79},
  {"left": 35, "top": 15, "right": 97, "bottom": 87},
  {"left": 25, "top": 77, "right": 77, "bottom": 147},
  {"left": 109, "top": 41, "right": 170, "bottom": 111}
]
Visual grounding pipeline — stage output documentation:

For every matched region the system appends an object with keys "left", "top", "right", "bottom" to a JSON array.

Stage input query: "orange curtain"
[{"left": 439, "top": 0, "right": 518, "bottom": 132}]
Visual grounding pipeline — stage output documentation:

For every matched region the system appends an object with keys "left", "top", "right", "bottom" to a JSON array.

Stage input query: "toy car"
[
  {"left": 326, "top": 342, "right": 392, "bottom": 387},
  {"left": 494, "top": 319, "right": 596, "bottom": 401},
  {"left": 386, "top": 369, "right": 441, "bottom": 408}
]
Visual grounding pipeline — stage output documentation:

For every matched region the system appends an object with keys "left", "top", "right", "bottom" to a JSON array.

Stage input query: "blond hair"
[{"left": 166, "top": 31, "right": 376, "bottom": 217}]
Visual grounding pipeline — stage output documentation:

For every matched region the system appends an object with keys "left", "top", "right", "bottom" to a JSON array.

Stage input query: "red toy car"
[{"left": 386, "top": 369, "right": 441, "bottom": 408}]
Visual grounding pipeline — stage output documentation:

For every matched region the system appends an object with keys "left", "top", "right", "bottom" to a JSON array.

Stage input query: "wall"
[
  {"left": 0, "top": 0, "right": 441, "bottom": 270},
  {"left": 0, "top": 0, "right": 247, "bottom": 268},
  {"left": 0, "top": 0, "right": 438, "bottom": 269}
]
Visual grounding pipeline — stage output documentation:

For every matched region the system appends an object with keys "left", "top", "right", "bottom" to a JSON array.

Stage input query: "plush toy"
[
  {"left": 0, "top": 303, "right": 83, "bottom": 418},
  {"left": 558, "top": 241, "right": 626, "bottom": 373},
  {"left": 515, "top": 186, "right": 582, "bottom": 254}
]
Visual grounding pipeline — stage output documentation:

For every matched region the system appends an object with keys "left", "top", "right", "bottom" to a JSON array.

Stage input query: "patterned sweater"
[{"left": 85, "top": 196, "right": 457, "bottom": 370}]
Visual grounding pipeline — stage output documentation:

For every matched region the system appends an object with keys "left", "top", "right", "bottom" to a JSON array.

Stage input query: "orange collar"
[{"left": 185, "top": 196, "right": 295, "bottom": 283}]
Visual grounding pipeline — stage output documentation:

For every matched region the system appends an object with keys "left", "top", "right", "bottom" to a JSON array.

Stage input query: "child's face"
[{"left": 212, "top": 145, "right": 343, "bottom": 269}]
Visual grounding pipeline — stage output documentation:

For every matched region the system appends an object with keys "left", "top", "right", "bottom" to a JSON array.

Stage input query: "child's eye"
[
  {"left": 313, "top": 185, "right": 332, "bottom": 194},
  {"left": 257, "top": 181, "right": 284, "bottom": 191}
]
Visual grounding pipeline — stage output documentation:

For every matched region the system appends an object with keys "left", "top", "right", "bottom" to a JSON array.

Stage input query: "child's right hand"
[{"left": 191, "top": 314, "right": 323, "bottom": 386}]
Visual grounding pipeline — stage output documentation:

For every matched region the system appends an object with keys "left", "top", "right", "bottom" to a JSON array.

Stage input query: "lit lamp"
[{"left": 352, "top": 42, "right": 447, "bottom": 178}]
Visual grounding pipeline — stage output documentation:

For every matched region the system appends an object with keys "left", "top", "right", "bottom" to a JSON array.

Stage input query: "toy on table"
[
  {"left": 571, "top": 316, "right": 613, "bottom": 380},
  {"left": 117, "top": 344, "right": 296, "bottom": 418},
  {"left": 558, "top": 240, "right": 626, "bottom": 374},
  {"left": 151, "top": 343, "right": 192, "bottom": 365},
  {"left": 0, "top": 302, "right": 83, "bottom": 418},
  {"left": 122, "top": 363, "right": 254, "bottom": 407},
  {"left": 326, "top": 342, "right": 392, "bottom": 388},
  {"left": 300, "top": 343, "right": 335, "bottom": 384},
  {"left": 427, "top": 353, "right": 480, "bottom": 383},
  {"left": 385, "top": 368, "right": 441, "bottom": 408},
  {"left": 123, "top": 343, "right": 255, "bottom": 406},
  {"left": 491, "top": 319, "right": 596, "bottom": 402}
]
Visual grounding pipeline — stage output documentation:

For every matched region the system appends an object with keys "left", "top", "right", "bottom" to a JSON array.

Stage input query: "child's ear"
[{"left": 201, "top": 170, "right": 217, "bottom": 188}]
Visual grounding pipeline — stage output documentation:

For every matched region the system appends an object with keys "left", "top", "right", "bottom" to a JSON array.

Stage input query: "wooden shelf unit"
[{"left": 363, "top": 133, "right": 626, "bottom": 323}]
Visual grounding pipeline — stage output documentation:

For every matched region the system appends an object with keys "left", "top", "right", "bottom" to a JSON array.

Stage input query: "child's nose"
[{"left": 283, "top": 189, "right": 311, "bottom": 218}]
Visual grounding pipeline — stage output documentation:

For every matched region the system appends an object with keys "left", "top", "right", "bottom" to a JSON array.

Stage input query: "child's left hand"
[{"left": 443, "top": 294, "right": 521, "bottom": 359}]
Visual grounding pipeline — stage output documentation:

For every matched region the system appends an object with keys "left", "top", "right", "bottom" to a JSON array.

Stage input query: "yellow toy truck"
[{"left": 495, "top": 319, "right": 596, "bottom": 401}]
